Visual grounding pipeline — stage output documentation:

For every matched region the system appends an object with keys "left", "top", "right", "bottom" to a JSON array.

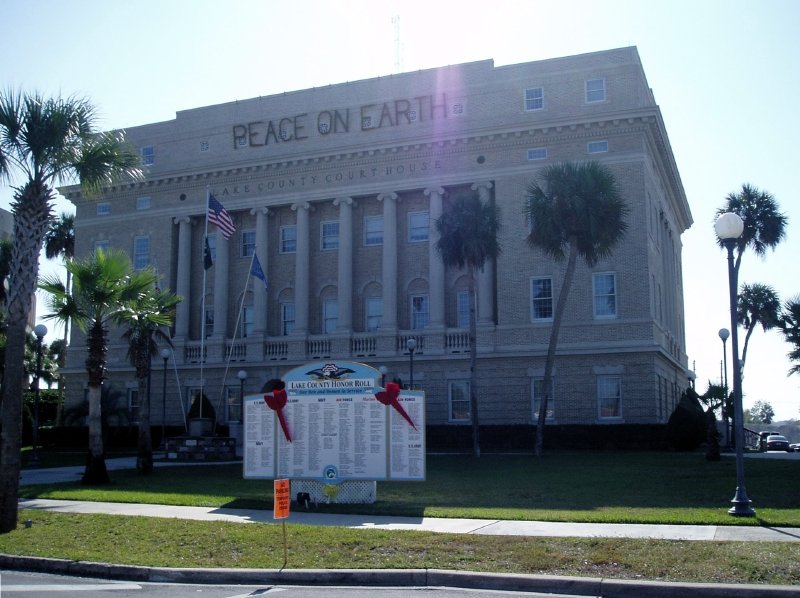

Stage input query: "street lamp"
[
  {"left": 379, "top": 365, "right": 388, "bottom": 387},
  {"left": 237, "top": 370, "right": 248, "bottom": 422},
  {"left": 406, "top": 338, "right": 416, "bottom": 390},
  {"left": 718, "top": 327, "right": 730, "bottom": 447},
  {"left": 30, "top": 324, "right": 48, "bottom": 467},
  {"left": 160, "top": 348, "right": 171, "bottom": 451},
  {"left": 715, "top": 212, "right": 755, "bottom": 517}
]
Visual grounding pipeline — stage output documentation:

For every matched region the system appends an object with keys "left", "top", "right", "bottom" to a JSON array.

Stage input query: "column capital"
[
  {"left": 173, "top": 216, "right": 192, "bottom": 225},
  {"left": 333, "top": 196, "right": 355, "bottom": 208},
  {"left": 471, "top": 181, "right": 493, "bottom": 192},
  {"left": 424, "top": 186, "right": 445, "bottom": 198},
  {"left": 291, "top": 201, "right": 313, "bottom": 212},
  {"left": 250, "top": 206, "right": 270, "bottom": 217},
  {"left": 377, "top": 191, "right": 399, "bottom": 203}
]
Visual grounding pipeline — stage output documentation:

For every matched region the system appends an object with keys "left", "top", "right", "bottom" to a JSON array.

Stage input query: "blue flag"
[{"left": 250, "top": 253, "right": 268, "bottom": 289}]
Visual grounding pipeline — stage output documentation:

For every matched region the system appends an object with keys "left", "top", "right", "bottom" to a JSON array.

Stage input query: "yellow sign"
[{"left": 273, "top": 479, "right": 290, "bottom": 519}]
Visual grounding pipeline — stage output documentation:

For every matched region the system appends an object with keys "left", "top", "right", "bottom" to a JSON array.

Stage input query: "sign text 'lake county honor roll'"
[{"left": 244, "top": 361, "right": 425, "bottom": 482}]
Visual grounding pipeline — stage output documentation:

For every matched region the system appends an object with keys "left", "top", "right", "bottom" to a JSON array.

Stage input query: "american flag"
[{"left": 207, "top": 193, "right": 236, "bottom": 239}]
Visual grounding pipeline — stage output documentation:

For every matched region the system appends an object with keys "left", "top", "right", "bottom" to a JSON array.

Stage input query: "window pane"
[
  {"left": 322, "top": 221, "right": 339, "bottom": 250},
  {"left": 365, "top": 215, "right": 384, "bottom": 246},
  {"left": 524, "top": 87, "right": 543, "bottom": 111},
  {"left": 587, "top": 140, "right": 609, "bottom": 154},
  {"left": 408, "top": 211, "right": 429, "bottom": 242},
  {"left": 598, "top": 375, "right": 621, "bottom": 418},
  {"left": 227, "top": 386, "right": 242, "bottom": 422},
  {"left": 133, "top": 236, "right": 150, "bottom": 270},
  {"left": 449, "top": 380, "right": 471, "bottom": 422},
  {"left": 282, "top": 303, "right": 295, "bottom": 336},
  {"left": 411, "top": 295, "right": 429, "bottom": 329},
  {"left": 586, "top": 78, "right": 606, "bottom": 102},
  {"left": 366, "top": 297, "right": 382, "bottom": 332},
  {"left": 532, "top": 377, "right": 555, "bottom": 420},
  {"left": 323, "top": 300, "right": 338, "bottom": 334},
  {"left": 457, "top": 290, "right": 470, "bottom": 328},
  {"left": 241, "top": 230, "right": 255, "bottom": 257},
  {"left": 532, "top": 277, "right": 553, "bottom": 320},
  {"left": 281, "top": 226, "right": 297, "bottom": 253},
  {"left": 594, "top": 273, "right": 617, "bottom": 318}
]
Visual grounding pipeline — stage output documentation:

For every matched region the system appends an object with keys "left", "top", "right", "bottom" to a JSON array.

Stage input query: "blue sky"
[{"left": 2, "top": 0, "right": 799, "bottom": 419}]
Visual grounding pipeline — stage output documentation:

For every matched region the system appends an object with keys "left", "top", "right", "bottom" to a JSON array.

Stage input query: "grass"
[{"left": 6, "top": 451, "right": 800, "bottom": 586}]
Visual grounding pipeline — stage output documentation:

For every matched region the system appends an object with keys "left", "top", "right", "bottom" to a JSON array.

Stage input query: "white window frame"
[
  {"left": 527, "top": 147, "right": 548, "bottom": 161},
  {"left": 587, "top": 140, "right": 609, "bottom": 154},
  {"left": 411, "top": 294, "right": 429, "bottom": 330},
  {"left": 597, "top": 375, "right": 622, "bottom": 419},
  {"left": 457, "top": 290, "right": 470, "bottom": 329},
  {"left": 132, "top": 235, "right": 150, "bottom": 270},
  {"left": 586, "top": 78, "right": 606, "bottom": 103},
  {"left": 524, "top": 87, "right": 544, "bottom": 111},
  {"left": 226, "top": 385, "right": 242, "bottom": 423},
  {"left": 281, "top": 303, "right": 295, "bottom": 336},
  {"left": 140, "top": 145, "right": 155, "bottom": 165},
  {"left": 408, "top": 211, "right": 429, "bottom": 243},
  {"left": 280, "top": 225, "right": 297, "bottom": 254},
  {"left": 241, "top": 230, "right": 255, "bottom": 258},
  {"left": 323, "top": 299, "right": 338, "bottom": 334},
  {"left": 321, "top": 221, "right": 339, "bottom": 251},
  {"left": 593, "top": 272, "right": 617, "bottom": 319},
  {"left": 204, "top": 308, "right": 214, "bottom": 338},
  {"left": 364, "top": 215, "right": 384, "bottom": 246},
  {"left": 366, "top": 297, "right": 383, "bottom": 332},
  {"left": 531, "top": 276, "right": 554, "bottom": 321},
  {"left": 136, "top": 196, "right": 151, "bottom": 210},
  {"left": 241, "top": 305, "right": 254, "bottom": 338},
  {"left": 531, "top": 376, "right": 555, "bottom": 421},
  {"left": 448, "top": 380, "right": 471, "bottom": 423}
]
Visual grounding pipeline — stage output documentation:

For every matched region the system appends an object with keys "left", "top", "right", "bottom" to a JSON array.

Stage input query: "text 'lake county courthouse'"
[{"left": 61, "top": 46, "right": 692, "bottom": 447}]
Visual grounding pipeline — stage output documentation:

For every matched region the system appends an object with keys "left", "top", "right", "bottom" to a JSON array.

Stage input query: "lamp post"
[
  {"left": 160, "top": 348, "right": 171, "bottom": 451},
  {"left": 406, "top": 338, "right": 416, "bottom": 390},
  {"left": 718, "top": 327, "right": 730, "bottom": 447},
  {"left": 29, "top": 324, "right": 48, "bottom": 467},
  {"left": 379, "top": 365, "right": 388, "bottom": 387},
  {"left": 715, "top": 212, "right": 755, "bottom": 517},
  {"left": 237, "top": 370, "right": 248, "bottom": 422}
]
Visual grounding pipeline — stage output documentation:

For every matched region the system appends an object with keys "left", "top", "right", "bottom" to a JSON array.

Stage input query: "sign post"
[{"left": 273, "top": 478, "right": 290, "bottom": 567}]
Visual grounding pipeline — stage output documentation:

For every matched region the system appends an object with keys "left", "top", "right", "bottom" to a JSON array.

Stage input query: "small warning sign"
[{"left": 274, "top": 479, "right": 290, "bottom": 519}]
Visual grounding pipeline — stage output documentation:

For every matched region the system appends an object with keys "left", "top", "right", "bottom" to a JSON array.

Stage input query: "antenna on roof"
[{"left": 392, "top": 14, "right": 404, "bottom": 74}]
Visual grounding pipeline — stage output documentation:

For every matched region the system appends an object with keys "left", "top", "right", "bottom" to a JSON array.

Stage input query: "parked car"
[
  {"left": 789, "top": 443, "right": 800, "bottom": 453},
  {"left": 765, "top": 434, "right": 791, "bottom": 452}
]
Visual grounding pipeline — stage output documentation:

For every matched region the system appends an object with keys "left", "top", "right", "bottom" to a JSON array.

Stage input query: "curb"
[{"left": 2, "top": 555, "right": 799, "bottom": 597}]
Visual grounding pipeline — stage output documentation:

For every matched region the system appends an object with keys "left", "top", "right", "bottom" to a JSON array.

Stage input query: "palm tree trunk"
[
  {"left": 0, "top": 182, "right": 52, "bottom": 533},
  {"left": 82, "top": 322, "right": 110, "bottom": 484},
  {"left": 136, "top": 360, "right": 153, "bottom": 474},
  {"left": 740, "top": 325, "right": 755, "bottom": 380},
  {"left": 534, "top": 242, "right": 579, "bottom": 457},
  {"left": 55, "top": 268, "right": 72, "bottom": 426},
  {"left": 468, "top": 271, "right": 480, "bottom": 458}
]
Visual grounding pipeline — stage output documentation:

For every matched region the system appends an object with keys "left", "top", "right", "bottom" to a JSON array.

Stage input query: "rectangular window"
[
  {"left": 448, "top": 380, "right": 471, "bottom": 422},
  {"left": 598, "top": 375, "right": 622, "bottom": 419},
  {"left": 321, "top": 221, "right": 339, "bottom": 251},
  {"left": 527, "top": 147, "right": 548, "bottom": 161},
  {"left": 281, "top": 303, "right": 295, "bottom": 336},
  {"left": 323, "top": 299, "right": 338, "bottom": 334},
  {"left": 586, "top": 78, "right": 606, "bottom": 103},
  {"left": 127, "top": 388, "right": 139, "bottom": 424},
  {"left": 366, "top": 297, "right": 383, "bottom": 332},
  {"left": 93, "top": 240, "right": 109, "bottom": 253},
  {"left": 96, "top": 202, "right": 111, "bottom": 216},
  {"left": 364, "top": 215, "right": 384, "bottom": 246},
  {"left": 206, "top": 233, "right": 217, "bottom": 261},
  {"left": 280, "top": 225, "right": 296, "bottom": 254},
  {"left": 204, "top": 309, "right": 214, "bottom": 338},
  {"left": 587, "top": 140, "right": 609, "bottom": 154},
  {"left": 241, "top": 230, "right": 256, "bottom": 258},
  {"left": 136, "top": 196, "right": 151, "bottom": 210},
  {"left": 524, "top": 87, "right": 544, "bottom": 111},
  {"left": 411, "top": 295, "right": 429, "bottom": 329},
  {"left": 531, "top": 277, "right": 553, "bottom": 321},
  {"left": 457, "top": 290, "right": 470, "bottom": 329},
  {"left": 408, "top": 211, "right": 429, "bottom": 242},
  {"left": 140, "top": 145, "right": 155, "bottom": 165},
  {"left": 593, "top": 272, "right": 617, "bottom": 319},
  {"left": 241, "top": 305, "right": 254, "bottom": 338},
  {"left": 227, "top": 386, "right": 242, "bottom": 423},
  {"left": 133, "top": 236, "right": 150, "bottom": 270},
  {"left": 531, "top": 377, "right": 555, "bottom": 421}
]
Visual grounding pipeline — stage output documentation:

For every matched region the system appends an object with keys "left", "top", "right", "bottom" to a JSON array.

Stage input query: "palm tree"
[
  {"left": 44, "top": 212, "right": 75, "bottom": 424},
  {"left": 0, "top": 90, "right": 140, "bottom": 532},
  {"left": 525, "top": 161, "right": 628, "bottom": 456},
  {"left": 778, "top": 296, "right": 800, "bottom": 377},
  {"left": 435, "top": 189, "right": 501, "bottom": 458},
  {"left": 736, "top": 283, "right": 780, "bottom": 377},
  {"left": 40, "top": 249, "right": 156, "bottom": 484},
  {"left": 117, "top": 286, "right": 180, "bottom": 474},
  {"left": 716, "top": 184, "right": 788, "bottom": 277}
]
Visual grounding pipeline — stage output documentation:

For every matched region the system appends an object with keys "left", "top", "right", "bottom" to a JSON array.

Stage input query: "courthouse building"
[{"left": 61, "top": 47, "right": 692, "bottom": 443}]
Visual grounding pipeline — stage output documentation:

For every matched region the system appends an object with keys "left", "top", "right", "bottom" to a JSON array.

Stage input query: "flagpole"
[{"left": 199, "top": 187, "right": 211, "bottom": 421}]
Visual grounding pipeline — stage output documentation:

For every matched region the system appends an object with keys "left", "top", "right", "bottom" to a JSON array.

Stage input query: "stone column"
[
  {"left": 251, "top": 207, "right": 270, "bottom": 337},
  {"left": 472, "top": 181, "right": 495, "bottom": 325},
  {"left": 424, "top": 186, "right": 445, "bottom": 329},
  {"left": 377, "top": 192, "right": 398, "bottom": 330},
  {"left": 334, "top": 197, "right": 354, "bottom": 332},
  {"left": 292, "top": 201, "right": 311, "bottom": 335},
  {"left": 212, "top": 231, "right": 230, "bottom": 339},
  {"left": 174, "top": 216, "right": 192, "bottom": 340}
]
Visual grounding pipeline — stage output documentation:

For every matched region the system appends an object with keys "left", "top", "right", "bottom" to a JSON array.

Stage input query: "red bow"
[
  {"left": 264, "top": 389, "right": 292, "bottom": 442},
  {"left": 375, "top": 382, "right": 417, "bottom": 430}
]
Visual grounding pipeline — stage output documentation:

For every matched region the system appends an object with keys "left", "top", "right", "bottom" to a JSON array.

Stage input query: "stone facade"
[{"left": 60, "top": 47, "right": 692, "bottom": 435}]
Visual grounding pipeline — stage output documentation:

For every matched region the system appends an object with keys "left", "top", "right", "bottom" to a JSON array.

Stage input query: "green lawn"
[{"left": 5, "top": 451, "right": 800, "bottom": 586}]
